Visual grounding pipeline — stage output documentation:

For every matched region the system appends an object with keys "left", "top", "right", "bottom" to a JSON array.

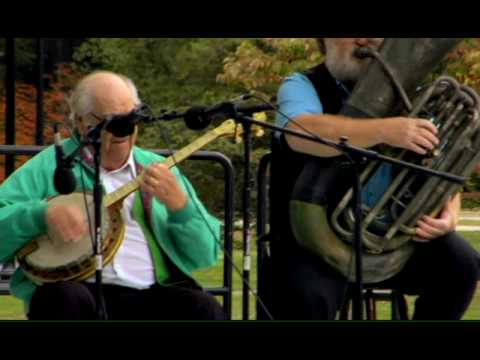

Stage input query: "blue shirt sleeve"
[
  {"left": 275, "top": 73, "right": 324, "bottom": 129},
  {"left": 273, "top": 71, "right": 393, "bottom": 210}
]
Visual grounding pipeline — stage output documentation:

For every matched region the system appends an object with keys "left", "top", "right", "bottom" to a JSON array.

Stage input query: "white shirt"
[{"left": 86, "top": 152, "right": 156, "bottom": 289}]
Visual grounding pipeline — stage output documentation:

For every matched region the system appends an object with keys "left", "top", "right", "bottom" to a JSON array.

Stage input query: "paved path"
[
  {"left": 459, "top": 211, "right": 480, "bottom": 232},
  {"left": 457, "top": 225, "right": 480, "bottom": 232},
  {"left": 460, "top": 216, "right": 480, "bottom": 221}
]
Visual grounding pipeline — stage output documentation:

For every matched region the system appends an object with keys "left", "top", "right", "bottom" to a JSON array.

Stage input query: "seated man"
[
  {"left": 267, "top": 38, "right": 480, "bottom": 320},
  {"left": 0, "top": 71, "right": 227, "bottom": 320}
]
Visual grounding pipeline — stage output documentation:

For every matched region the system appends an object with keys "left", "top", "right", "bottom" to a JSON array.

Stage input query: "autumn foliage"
[
  {"left": 441, "top": 39, "right": 480, "bottom": 93},
  {"left": 218, "top": 38, "right": 480, "bottom": 100},
  {"left": 0, "top": 64, "right": 84, "bottom": 180},
  {"left": 217, "top": 38, "right": 322, "bottom": 97}
]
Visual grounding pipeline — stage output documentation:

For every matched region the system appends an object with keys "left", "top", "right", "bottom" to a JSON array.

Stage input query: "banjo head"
[{"left": 17, "top": 192, "right": 125, "bottom": 283}]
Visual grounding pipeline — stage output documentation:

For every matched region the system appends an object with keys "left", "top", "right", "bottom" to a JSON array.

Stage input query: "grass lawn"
[
  {"left": 0, "top": 296, "right": 25, "bottom": 320},
  {"left": 357, "top": 231, "right": 480, "bottom": 320},
  {"left": 194, "top": 230, "right": 480, "bottom": 320},
  {"left": 2, "top": 231, "right": 480, "bottom": 321},
  {"left": 459, "top": 220, "right": 480, "bottom": 226}
]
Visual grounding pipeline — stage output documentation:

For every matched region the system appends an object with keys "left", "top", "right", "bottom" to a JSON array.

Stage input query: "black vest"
[{"left": 269, "top": 64, "right": 350, "bottom": 248}]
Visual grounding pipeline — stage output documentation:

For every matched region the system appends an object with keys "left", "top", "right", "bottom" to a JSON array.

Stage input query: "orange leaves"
[
  {"left": 0, "top": 63, "right": 84, "bottom": 180},
  {"left": 0, "top": 63, "right": 83, "bottom": 144},
  {"left": 441, "top": 39, "right": 480, "bottom": 91}
]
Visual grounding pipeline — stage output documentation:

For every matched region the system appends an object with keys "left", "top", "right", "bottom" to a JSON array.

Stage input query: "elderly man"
[
  {"left": 267, "top": 38, "right": 479, "bottom": 320},
  {"left": 0, "top": 71, "right": 227, "bottom": 320}
]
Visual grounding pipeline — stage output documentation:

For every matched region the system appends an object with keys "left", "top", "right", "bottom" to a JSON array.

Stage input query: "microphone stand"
[
  {"left": 84, "top": 124, "right": 108, "bottom": 320},
  {"left": 152, "top": 102, "right": 464, "bottom": 320},
  {"left": 61, "top": 125, "right": 108, "bottom": 320},
  {"left": 228, "top": 111, "right": 465, "bottom": 321},
  {"left": 240, "top": 118, "right": 254, "bottom": 320}
]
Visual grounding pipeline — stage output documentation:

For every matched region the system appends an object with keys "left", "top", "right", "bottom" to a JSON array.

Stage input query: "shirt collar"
[{"left": 100, "top": 150, "right": 137, "bottom": 178}]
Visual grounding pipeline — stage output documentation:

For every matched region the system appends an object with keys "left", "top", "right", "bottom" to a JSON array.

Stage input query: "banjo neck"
[{"left": 103, "top": 119, "right": 238, "bottom": 208}]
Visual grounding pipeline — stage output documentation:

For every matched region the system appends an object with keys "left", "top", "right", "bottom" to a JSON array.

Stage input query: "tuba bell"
[{"left": 289, "top": 38, "right": 480, "bottom": 283}]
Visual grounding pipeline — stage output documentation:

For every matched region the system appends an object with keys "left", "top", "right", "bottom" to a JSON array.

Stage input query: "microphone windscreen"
[
  {"left": 54, "top": 167, "right": 77, "bottom": 195},
  {"left": 184, "top": 106, "right": 211, "bottom": 130}
]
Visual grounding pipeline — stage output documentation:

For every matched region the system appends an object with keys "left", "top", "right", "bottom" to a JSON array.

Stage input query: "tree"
[
  {"left": 219, "top": 38, "right": 480, "bottom": 207},
  {"left": 0, "top": 63, "right": 85, "bottom": 180},
  {"left": 218, "top": 38, "right": 322, "bottom": 98},
  {"left": 72, "top": 38, "right": 249, "bottom": 215}
]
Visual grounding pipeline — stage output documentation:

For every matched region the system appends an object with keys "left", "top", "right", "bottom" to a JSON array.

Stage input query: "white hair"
[{"left": 67, "top": 70, "right": 141, "bottom": 128}]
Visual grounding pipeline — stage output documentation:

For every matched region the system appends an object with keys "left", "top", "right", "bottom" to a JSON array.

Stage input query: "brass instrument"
[{"left": 290, "top": 38, "right": 480, "bottom": 283}]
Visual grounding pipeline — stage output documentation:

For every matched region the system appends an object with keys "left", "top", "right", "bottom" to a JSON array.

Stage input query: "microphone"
[
  {"left": 184, "top": 103, "right": 234, "bottom": 130},
  {"left": 53, "top": 124, "right": 77, "bottom": 195},
  {"left": 183, "top": 97, "right": 274, "bottom": 130}
]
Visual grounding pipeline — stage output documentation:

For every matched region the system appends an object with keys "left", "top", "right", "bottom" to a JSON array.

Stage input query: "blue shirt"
[{"left": 275, "top": 72, "right": 393, "bottom": 208}]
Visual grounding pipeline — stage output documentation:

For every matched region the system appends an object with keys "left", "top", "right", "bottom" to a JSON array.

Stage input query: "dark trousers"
[
  {"left": 268, "top": 232, "right": 480, "bottom": 320},
  {"left": 28, "top": 281, "right": 227, "bottom": 320}
]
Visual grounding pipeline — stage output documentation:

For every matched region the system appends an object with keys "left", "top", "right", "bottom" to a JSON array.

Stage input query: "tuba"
[{"left": 289, "top": 38, "right": 480, "bottom": 283}]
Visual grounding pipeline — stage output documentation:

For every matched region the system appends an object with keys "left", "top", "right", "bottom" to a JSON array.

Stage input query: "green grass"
[
  {"left": 372, "top": 231, "right": 480, "bottom": 320},
  {"left": 193, "top": 242, "right": 258, "bottom": 320},
  {"left": 2, "top": 231, "right": 480, "bottom": 321},
  {"left": 0, "top": 296, "right": 25, "bottom": 320},
  {"left": 458, "top": 220, "right": 480, "bottom": 226}
]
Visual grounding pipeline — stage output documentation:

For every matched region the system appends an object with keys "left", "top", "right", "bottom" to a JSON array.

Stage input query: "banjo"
[{"left": 16, "top": 119, "right": 240, "bottom": 284}]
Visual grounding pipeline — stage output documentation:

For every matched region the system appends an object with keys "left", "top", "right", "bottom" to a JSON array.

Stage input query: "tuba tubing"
[{"left": 289, "top": 38, "right": 480, "bottom": 283}]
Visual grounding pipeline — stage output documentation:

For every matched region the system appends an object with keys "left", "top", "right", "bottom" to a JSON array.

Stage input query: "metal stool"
[{"left": 339, "top": 286, "right": 409, "bottom": 320}]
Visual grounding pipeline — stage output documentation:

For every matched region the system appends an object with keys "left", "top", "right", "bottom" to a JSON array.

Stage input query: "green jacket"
[{"left": 0, "top": 136, "right": 221, "bottom": 310}]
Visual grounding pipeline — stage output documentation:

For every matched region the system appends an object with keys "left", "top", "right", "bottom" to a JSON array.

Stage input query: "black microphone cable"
[
  {"left": 246, "top": 91, "right": 357, "bottom": 319},
  {"left": 52, "top": 122, "right": 109, "bottom": 319},
  {"left": 64, "top": 102, "right": 275, "bottom": 320},
  {"left": 154, "top": 93, "right": 356, "bottom": 320},
  {"left": 93, "top": 96, "right": 355, "bottom": 320},
  {"left": 53, "top": 123, "right": 77, "bottom": 195},
  {"left": 51, "top": 122, "right": 94, "bottom": 247},
  {"left": 70, "top": 96, "right": 317, "bottom": 321},
  {"left": 153, "top": 101, "right": 276, "bottom": 320}
]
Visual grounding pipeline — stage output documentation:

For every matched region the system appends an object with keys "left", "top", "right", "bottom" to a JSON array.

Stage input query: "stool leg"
[
  {"left": 397, "top": 292, "right": 409, "bottom": 320},
  {"left": 371, "top": 294, "right": 377, "bottom": 320},
  {"left": 365, "top": 289, "right": 373, "bottom": 320},
  {"left": 339, "top": 300, "right": 351, "bottom": 320},
  {"left": 391, "top": 290, "right": 409, "bottom": 320},
  {"left": 339, "top": 287, "right": 352, "bottom": 320},
  {"left": 391, "top": 290, "right": 400, "bottom": 320}
]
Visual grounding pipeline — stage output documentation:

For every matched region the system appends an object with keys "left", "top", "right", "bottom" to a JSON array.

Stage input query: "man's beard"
[{"left": 324, "top": 43, "right": 370, "bottom": 84}]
